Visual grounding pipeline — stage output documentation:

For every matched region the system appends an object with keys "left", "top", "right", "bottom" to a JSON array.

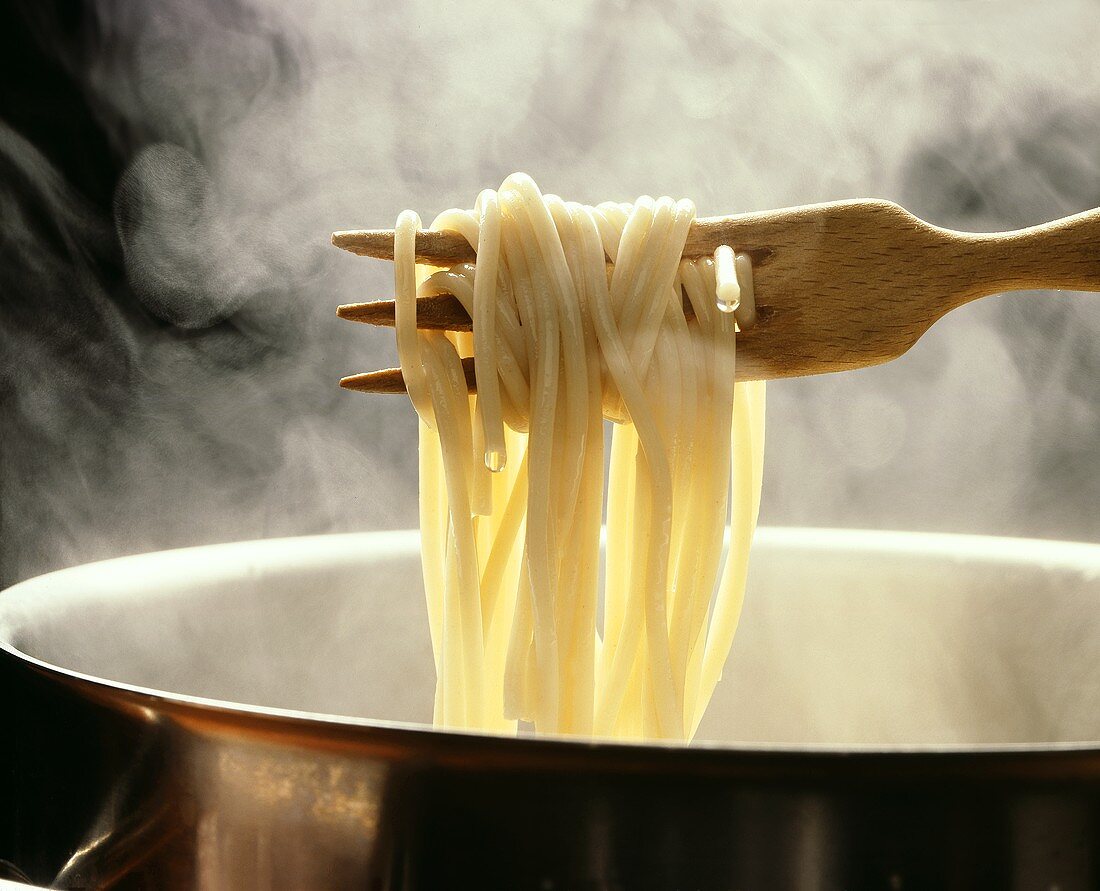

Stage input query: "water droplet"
[{"left": 485, "top": 449, "right": 507, "bottom": 473}]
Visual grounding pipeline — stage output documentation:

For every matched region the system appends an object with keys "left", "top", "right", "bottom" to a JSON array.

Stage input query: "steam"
[
  {"left": 115, "top": 145, "right": 255, "bottom": 329},
  {"left": 2, "top": 0, "right": 1099, "bottom": 586}
]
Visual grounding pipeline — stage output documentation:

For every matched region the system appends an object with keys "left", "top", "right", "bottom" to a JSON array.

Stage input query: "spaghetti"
[{"left": 393, "top": 173, "right": 764, "bottom": 741}]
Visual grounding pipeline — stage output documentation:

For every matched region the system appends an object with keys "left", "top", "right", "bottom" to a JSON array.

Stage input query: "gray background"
[{"left": 3, "top": 0, "right": 1098, "bottom": 585}]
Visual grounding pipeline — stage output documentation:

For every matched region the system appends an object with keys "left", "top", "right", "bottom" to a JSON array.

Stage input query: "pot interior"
[{"left": 2, "top": 528, "right": 1099, "bottom": 747}]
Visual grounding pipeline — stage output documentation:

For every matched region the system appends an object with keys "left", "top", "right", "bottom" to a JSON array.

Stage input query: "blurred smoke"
[
  {"left": 115, "top": 144, "right": 256, "bottom": 329},
  {"left": 1, "top": 0, "right": 1098, "bottom": 586}
]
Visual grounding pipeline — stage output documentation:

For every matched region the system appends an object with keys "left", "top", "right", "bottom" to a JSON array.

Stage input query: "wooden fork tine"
[
  {"left": 337, "top": 294, "right": 473, "bottom": 331},
  {"left": 341, "top": 357, "right": 477, "bottom": 396},
  {"left": 331, "top": 229, "right": 477, "bottom": 264},
  {"left": 338, "top": 290, "right": 714, "bottom": 332},
  {"left": 331, "top": 221, "right": 774, "bottom": 264}
]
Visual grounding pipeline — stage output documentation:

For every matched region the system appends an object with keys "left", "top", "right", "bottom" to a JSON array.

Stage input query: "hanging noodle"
[{"left": 392, "top": 173, "right": 765, "bottom": 741}]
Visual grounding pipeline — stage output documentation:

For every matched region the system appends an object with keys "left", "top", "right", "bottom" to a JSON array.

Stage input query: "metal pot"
[{"left": 2, "top": 528, "right": 1099, "bottom": 889}]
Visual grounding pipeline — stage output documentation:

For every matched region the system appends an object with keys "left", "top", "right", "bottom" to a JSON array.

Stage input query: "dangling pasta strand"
[{"left": 385, "top": 175, "right": 765, "bottom": 741}]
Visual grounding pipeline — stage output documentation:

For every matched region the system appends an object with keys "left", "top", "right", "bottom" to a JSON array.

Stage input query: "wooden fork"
[{"left": 332, "top": 200, "right": 1100, "bottom": 395}]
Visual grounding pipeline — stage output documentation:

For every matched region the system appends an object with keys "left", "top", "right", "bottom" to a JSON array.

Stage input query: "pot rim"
[{"left": 3, "top": 527, "right": 1100, "bottom": 774}]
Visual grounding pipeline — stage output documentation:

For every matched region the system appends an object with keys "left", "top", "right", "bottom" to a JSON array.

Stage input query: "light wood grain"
[{"left": 336, "top": 200, "right": 1100, "bottom": 393}]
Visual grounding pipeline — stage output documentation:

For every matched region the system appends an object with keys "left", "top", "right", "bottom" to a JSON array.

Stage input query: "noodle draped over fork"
[{"left": 393, "top": 173, "right": 764, "bottom": 741}]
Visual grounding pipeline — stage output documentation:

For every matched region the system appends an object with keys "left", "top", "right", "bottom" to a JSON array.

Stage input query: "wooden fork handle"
[{"left": 971, "top": 206, "right": 1100, "bottom": 295}]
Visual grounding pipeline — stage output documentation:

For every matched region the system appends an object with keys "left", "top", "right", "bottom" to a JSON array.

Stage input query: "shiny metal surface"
[{"left": 2, "top": 528, "right": 1100, "bottom": 889}]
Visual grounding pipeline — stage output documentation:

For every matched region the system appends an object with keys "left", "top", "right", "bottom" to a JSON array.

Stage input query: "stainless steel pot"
[{"left": 2, "top": 528, "right": 1099, "bottom": 889}]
